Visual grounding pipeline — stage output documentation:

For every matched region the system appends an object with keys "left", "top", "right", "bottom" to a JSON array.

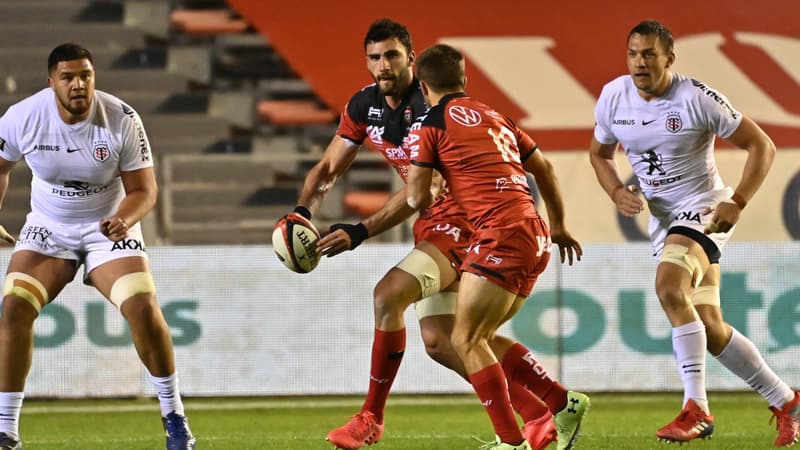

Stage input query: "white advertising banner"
[{"left": 10, "top": 243, "right": 800, "bottom": 397}]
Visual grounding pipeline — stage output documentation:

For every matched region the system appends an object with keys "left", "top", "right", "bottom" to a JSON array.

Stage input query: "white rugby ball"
[{"left": 272, "top": 213, "right": 321, "bottom": 273}]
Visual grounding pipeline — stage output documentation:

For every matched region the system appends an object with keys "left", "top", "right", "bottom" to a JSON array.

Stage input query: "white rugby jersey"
[
  {"left": 0, "top": 88, "right": 153, "bottom": 222},
  {"left": 594, "top": 73, "right": 742, "bottom": 219}
]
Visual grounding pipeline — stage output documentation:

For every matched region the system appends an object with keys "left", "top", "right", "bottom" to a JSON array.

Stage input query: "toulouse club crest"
[
  {"left": 666, "top": 112, "right": 683, "bottom": 133},
  {"left": 93, "top": 143, "right": 110, "bottom": 162}
]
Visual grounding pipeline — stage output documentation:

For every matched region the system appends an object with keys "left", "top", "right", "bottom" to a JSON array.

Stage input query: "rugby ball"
[{"left": 272, "top": 213, "right": 321, "bottom": 273}]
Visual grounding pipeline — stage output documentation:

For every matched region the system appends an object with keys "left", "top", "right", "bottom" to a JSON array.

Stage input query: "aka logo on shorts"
[{"left": 111, "top": 238, "right": 145, "bottom": 251}]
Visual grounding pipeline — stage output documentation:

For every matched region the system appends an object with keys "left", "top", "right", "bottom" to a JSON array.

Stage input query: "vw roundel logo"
[{"left": 448, "top": 105, "right": 482, "bottom": 127}]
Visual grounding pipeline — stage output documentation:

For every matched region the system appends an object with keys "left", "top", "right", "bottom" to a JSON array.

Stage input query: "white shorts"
[
  {"left": 13, "top": 211, "right": 148, "bottom": 282},
  {"left": 649, "top": 188, "right": 733, "bottom": 263}
]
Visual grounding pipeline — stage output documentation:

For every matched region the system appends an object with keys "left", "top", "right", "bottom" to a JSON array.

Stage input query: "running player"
[{"left": 589, "top": 20, "right": 799, "bottom": 446}]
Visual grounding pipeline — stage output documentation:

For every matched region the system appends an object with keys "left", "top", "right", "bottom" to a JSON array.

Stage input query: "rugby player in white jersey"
[
  {"left": 589, "top": 20, "right": 799, "bottom": 446},
  {"left": 0, "top": 43, "right": 195, "bottom": 450}
]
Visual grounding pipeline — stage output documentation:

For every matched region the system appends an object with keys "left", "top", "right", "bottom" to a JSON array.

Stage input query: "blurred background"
[{"left": 1, "top": 0, "right": 799, "bottom": 400}]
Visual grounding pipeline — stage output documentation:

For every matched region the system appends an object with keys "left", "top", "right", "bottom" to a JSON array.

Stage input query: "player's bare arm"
[
  {"left": 406, "top": 164, "right": 433, "bottom": 211},
  {"left": 100, "top": 166, "right": 157, "bottom": 241},
  {"left": 523, "top": 150, "right": 582, "bottom": 265},
  {"left": 705, "top": 116, "right": 776, "bottom": 234},
  {"left": 589, "top": 136, "right": 645, "bottom": 217},
  {"left": 0, "top": 158, "right": 17, "bottom": 245},
  {"left": 297, "top": 135, "right": 359, "bottom": 214}
]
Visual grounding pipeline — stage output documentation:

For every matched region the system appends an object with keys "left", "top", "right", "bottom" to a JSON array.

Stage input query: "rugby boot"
[
  {"left": 554, "top": 391, "right": 590, "bottom": 449},
  {"left": 0, "top": 433, "right": 20, "bottom": 450},
  {"left": 326, "top": 411, "right": 384, "bottom": 450},
  {"left": 162, "top": 411, "right": 196, "bottom": 450},
  {"left": 522, "top": 411, "right": 557, "bottom": 450},
  {"left": 656, "top": 399, "right": 714, "bottom": 443},
  {"left": 770, "top": 391, "right": 800, "bottom": 447},
  {"left": 477, "top": 436, "right": 531, "bottom": 450}
]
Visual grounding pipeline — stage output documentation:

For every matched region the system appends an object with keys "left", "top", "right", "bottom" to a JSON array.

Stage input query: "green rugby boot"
[{"left": 554, "top": 391, "right": 590, "bottom": 450}]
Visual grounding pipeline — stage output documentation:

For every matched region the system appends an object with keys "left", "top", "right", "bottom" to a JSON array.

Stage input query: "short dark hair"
[
  {"left": 364, "top": 18, "right": 412, "bottom": 53},
  {"left": 628, "top": 20, "right": 674, "bottom": 53},
  {"left": 416, "top": 44, "right": 465, "bottom": 93},
  {"left": 48, "top": 43, "right": 93, "bottom": 73}
]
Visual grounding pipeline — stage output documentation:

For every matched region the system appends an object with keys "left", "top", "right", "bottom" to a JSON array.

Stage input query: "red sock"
[
  {"left": 508, "top": 381, "right": 550, "bottom": 423},
  {"left": 361, "top": 328, "right": 405, "bottom": 423},
  {"left": 469, "top": 363, "right": 524, "bottom": 445},
  {"left": 502, "top": 342, "right": 568, "bottom": 413}
]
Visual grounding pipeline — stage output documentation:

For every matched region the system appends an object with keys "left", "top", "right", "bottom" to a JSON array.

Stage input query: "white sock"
[
  {"left": 0, "top": 392, "right": 23, "bottom": 440},
  {"left": 673, "top": 321, "right": 709, "bottom": 413},
  {"left": 715, "top": 327, "right": 794, "bottom": 408},
  {"left": 149, "top": 373, "right": 185, "bottom": 417}
]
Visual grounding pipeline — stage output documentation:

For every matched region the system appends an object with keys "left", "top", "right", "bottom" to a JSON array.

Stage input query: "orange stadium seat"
[
  {"left": 170, "top": 9, "right": 248, "bottom": 36},
  {"left": 343, "top": 191, "right": 391, "bottom": 218},
  {"left": 256, "top": 99, "right": 337, "bottom": 126}
]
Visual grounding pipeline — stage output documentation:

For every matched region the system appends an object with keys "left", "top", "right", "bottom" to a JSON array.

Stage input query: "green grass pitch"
[{"left": 17, "top": 392, "right": 784, "bottom": 449}]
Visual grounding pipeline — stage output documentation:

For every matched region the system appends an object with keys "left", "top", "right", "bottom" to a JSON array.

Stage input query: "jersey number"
[{"left": 488, "top": 126, "right": 521, "bottom": 163}]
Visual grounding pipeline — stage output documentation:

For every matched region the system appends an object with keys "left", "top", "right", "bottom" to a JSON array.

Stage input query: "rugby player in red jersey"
[{"left": 406, "top": 44, "right": 584, "bottom": 450}]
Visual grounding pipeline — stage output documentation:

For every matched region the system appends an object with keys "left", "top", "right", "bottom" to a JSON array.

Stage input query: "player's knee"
[
  {"left": 420, "top": 326, "right": 451, "bottom": 358},
  {"left": 372, "top": 287, "right": 407, "bottom": 320},
  {"left": 372, "top": 276, "right": 417, "bottom": 319},
  {"left": 654, "top": 277, "right": 685, "bottom": 310},
  {"left": 110, "top": 272, "right": 156, "bottom": 309},
  {"left": 3, "top": 272, "right": 49, "bottom": 314},
  {"left": 450, "top": 326, "right": 482, "bottom": 357}
]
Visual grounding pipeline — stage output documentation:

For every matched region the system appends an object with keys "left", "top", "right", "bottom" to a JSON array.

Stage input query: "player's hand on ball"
[
  {"left": 0, "top": 225, "right": 15, "bottom": 247},
  {"left": 100, "top": 216, "right": 129, "bottom": 241},
  {"left": 318, "top": 222, "right": 368, "bottom": 257},
  {"left": 272, "top": 213, "right": 321, "bottom": 273}
]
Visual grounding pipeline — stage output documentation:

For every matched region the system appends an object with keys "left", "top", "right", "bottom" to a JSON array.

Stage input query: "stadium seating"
[{"left": 0, "top": 0, "right": 405, "bottom": 245}]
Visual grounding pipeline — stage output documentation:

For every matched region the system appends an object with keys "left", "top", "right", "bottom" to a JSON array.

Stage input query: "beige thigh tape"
[
  {"left": 395, "top": 249, "right": 441, "bottom": 298},
  {"left": 109, "top": 272, "right": 156, "bottom": 308},
  {"left": 692, "top": 285, "right": 720, "bottom": 307},
  {"left": 415, "top": 291, "right": 457, "bottom": 319},
  {"left": 659, "top": 244, "right": 703, "bottom": 287},
  {"left": 4, "top": 272, "right": 49, "bottom": 313}
]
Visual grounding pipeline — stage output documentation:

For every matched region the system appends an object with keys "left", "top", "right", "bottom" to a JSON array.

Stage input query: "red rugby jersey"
[
  {"left": 337, "top": 79, "right": 466, "bottom": 221},
  {"left": 408, "top": 93, "right": 540, "bottom": 228}
]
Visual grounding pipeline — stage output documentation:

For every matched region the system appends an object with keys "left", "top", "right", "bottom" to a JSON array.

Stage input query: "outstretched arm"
[{"left": 523, "top": 149, "right": 581, "bottom": 265}]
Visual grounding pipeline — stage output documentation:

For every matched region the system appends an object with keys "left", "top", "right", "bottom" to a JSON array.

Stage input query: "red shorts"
[
  {"left": 461, "top": 217, "right": 551, "bottom": 296},
  {"left": 413, "top": 213, "right": 473, "bottom": 270}
]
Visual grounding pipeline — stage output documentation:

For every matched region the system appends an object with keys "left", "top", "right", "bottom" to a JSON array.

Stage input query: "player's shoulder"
[
  {"left": 95, "top": 90, "right": 143, "bottom": 123},
  {"left": 599, "top": 75, "right": 633, "bottom": 98},
  {"left": 5, "top": 88, "right": 52, "bottom": 115},
  {"left": 670, "top": 73, "right": 734, "bottom": 107},
  {"left": 671, "top": 73, "right": 725, "bottom": 100},
  {"left": 346, "top": 82, "right": 382, "bottom": 116}
]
